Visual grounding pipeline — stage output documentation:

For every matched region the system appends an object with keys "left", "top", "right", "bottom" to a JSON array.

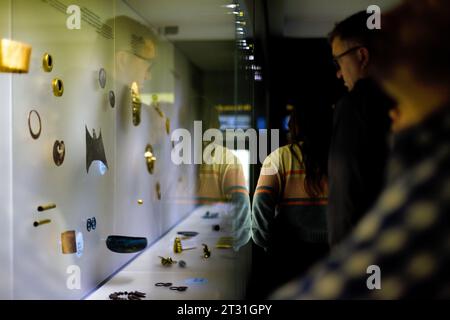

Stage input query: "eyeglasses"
[{"left": 333, "top": 46, "right": 363, "bottom": 70}]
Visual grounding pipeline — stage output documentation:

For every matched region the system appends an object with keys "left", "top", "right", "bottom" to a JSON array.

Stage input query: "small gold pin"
[
  {"left": 37, "top": 204, "right": 56, "bottom": 212},
  {"left": 34, "top": 219, "right": 51, "bottom": 227}
]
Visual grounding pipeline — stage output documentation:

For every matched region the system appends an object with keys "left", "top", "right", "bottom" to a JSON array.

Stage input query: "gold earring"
[
  {"left": 42, "top": 53, "right": 53, "bottom": 72},
  {"left": 52, "top": 78, "right": 64, "bottom": 97}
]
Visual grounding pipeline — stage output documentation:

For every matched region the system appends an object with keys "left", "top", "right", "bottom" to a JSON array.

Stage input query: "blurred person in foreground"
[{"left": 273, "top": 0, "right": 450, "bottom": 299}]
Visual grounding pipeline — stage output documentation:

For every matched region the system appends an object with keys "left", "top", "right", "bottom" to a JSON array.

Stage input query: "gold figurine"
[
  {"left": 173, "top": 237, "right": 182, "bottom": 254},
  {"left": 158, "top": 256, "right": 177, "bottom": 266},
  {"left": 145, "top": 145, "right": 156, "bottom": 174}
]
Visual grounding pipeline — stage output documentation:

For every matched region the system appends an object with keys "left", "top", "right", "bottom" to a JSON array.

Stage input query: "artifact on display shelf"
[
  {"left": 61, "top": 230, "right": 77, "bottom": 254},
  {"left": 42, "top": 53, "right": 53, "bottom": 72},
  {"left": 159, "top": 256, "right": 177, "bottom": 266},
  {"left": 37, "top": 203, "right": 56, "bottom": 212},
  {"left": 185, "top": 278, "right": 208, "bottom": 285},
  {"left": 151, "top": 94, "right": 164, "bottom": 118},
  {"left": 131, "top": 82, "right": 142, "bottom": 126},
  {"left": 155, "top": 182, "right": 161, "bottom": 200},
  {"left": 52, "top": 78, "right": 64, "bottom": 97},
  {"left": 106, "top": 235, "right": 148, "bottom": 253},
  {"left": 177, "top": 231, "right": 199, "bottom": 237},
  {"left": 86, "top": 217, "right": 96, "bottom": 232},
  {"left": 85, "top": 126, "right": 109, "bottom": 173},
  {"left": 109, "top": 291, "right": 146, "bottom": 300},
  {"left": 179, "top": 260, "right": 187, "bottom": 268},
  {"left": 34, "top": 219, "right": 51, "bottom": 227},
  {"left": 165, "top": 118, "right": 171, "bottom": 135},
  {"left": 145, "top": 144, "right": 156, "bottom": 174},
  {"left": 61, "top": 231, "right": 83, "bottom": 256},
  {"left": 53, "top": 140, "right": 66, "bottom": 166},
  {"left": 98, "top": 68, "right": 107, "bottom": 89},
  {"left": 202, "top": 244, "right": 211, "bottom": 259},
  {"left": 174, "top": 237, "right": 182, "bottom": 253},
  {"left": 28, "top": 110, "right": 42, "bottom": 140},
  {"left": 0, "top": 39, "right": 31, "bottom": 73},
  {"left": 202, "top": 211, "right": 219, "bottom": 219},
  {"left": 216, "top": 236, "right": 234, "bottom": 249},
  {"left": 109, "top": 90, "right": 115, "bottom": 108}
]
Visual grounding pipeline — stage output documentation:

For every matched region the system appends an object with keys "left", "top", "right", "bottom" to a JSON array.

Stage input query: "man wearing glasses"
[{"left": 326, "top": 11, "right": 393, "bottom": 247}]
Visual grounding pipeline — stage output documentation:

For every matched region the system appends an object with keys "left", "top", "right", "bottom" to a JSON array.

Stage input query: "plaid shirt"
[{"left": 273, "top": 104, "right": 450, "bottom": 299}]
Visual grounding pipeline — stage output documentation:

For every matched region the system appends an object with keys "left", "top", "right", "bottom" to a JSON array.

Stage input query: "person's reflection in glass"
[{"left": 195, "top": 106, "right": 252, "bottom": 252}]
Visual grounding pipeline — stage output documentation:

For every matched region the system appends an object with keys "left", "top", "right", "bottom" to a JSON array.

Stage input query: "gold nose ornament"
[
  {"left": 98, "top": 68, "right": 106, "bottom": 89},
  {"left": 53, "top": 140, "right": 66, "bottom": 166},
  {"left": 28, "top": 110, "right": 42, "bottom": 140},
  {"left": 42, "top": 53, "right": 53, "bottom": 72},
  {"left": 145, "top": 144, "right": 156, "bottom": 174},
  {"left": 52, "top": 78, "right": 64, "bottom": 97},
  {"left": 131, "top": 82, "right": 142, "bottom": 126},
  {"left": 0, "top": 39, "right": 32, "bottom": 73},
  {"left": 158, "top": 256, "right": 177, "bottom": 266},
  {"left": 109, "top": 90, "right": 115, "bottom": 108}
]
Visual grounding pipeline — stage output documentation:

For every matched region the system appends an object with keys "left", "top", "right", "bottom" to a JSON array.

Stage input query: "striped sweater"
[{"left": 252, "top": 144, "right": 328, "bottom": 251}]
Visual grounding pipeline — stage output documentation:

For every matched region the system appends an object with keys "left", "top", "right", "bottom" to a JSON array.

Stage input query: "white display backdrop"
[
  {"left": 0, "top": 0, "right": 13, "bottom": 300},
  {"left": 1, "top": 0, "right": 199, "bottom": 299}
]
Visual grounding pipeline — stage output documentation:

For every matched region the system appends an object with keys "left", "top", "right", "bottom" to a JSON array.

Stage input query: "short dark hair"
[{"left": 328, "top": 10, "right": 378, "bottom": 49}]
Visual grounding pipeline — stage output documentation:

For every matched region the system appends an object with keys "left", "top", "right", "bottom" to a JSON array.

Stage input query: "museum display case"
[{"left": 0, "top": 0, "right": 256, "bottom": 299}]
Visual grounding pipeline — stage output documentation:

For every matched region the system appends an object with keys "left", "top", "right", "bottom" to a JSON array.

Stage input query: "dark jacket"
[{"left": 327, "top": 77, "right": 393, "bottom": 246}]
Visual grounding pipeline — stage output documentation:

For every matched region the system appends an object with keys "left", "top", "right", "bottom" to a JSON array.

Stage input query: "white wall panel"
[
  {"left": 4, "top": 0, "right": 198, "bottom": 299},
  {"left": 0, "top": 0, "right": 13, "bottom": 300}
]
